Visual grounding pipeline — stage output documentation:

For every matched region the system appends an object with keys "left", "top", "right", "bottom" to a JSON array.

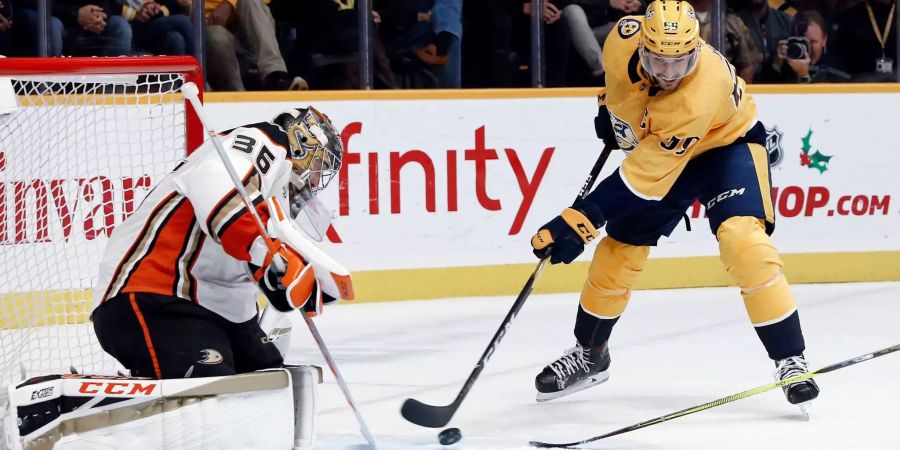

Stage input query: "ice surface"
[{"left": 288, "top": 282, "right": 900, "bottom": 449}]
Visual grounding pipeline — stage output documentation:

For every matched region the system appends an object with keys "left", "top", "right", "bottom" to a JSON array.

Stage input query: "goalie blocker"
[{"left": 2, "top": 367, "right": 322, "bottom": 450}]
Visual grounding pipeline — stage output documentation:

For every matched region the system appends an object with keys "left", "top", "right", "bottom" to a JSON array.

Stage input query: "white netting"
[{"left": 0, "top": 70, "right": 191, "bottom": 388}]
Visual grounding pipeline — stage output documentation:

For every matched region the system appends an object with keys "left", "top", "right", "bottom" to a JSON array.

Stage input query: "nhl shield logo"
[{"left": 765, "top": 125, "right": 784, "bottom": 167}]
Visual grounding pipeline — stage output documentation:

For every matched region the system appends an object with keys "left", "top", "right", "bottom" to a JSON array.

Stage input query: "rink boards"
[
  {"left": 1, "top": 85, "right": 899, "bottom": 310},
  {"left": 202, "top": 85, "right": 900, "bottom": 301}
]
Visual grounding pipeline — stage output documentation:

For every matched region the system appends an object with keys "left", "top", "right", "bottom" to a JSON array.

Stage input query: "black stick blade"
[
  {"left": 529, "top": 440, "right": 575, "bottom": 448},
  {"left": 400, "top": 398, "right": 456, "bottom": 428}
]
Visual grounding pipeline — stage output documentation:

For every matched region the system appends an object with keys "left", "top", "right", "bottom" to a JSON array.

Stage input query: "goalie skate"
[
  {"left": 535, "top": 344, "right": 610, "bottom": 402},
  {"left": 775, "top": 355, "right": 820, "bottom": 419}
]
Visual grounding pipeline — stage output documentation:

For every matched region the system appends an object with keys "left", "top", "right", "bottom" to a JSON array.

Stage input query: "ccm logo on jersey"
[
  {"left": 618, "top": 19, "right": 641, "bottom": 38},
  {"left": 78, "top": 381, "right": 158, "bottom": 396},
  {"left": 707, "top": 188, "right": 746, "bottom": 210}
]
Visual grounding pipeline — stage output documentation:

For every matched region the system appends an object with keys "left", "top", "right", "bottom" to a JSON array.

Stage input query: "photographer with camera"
[
  {"left": 738, "top": 0, "right": 792, "bottom": 83},
  {"left": 769, "top": 10, "right": 849, "bottom": 83},
  {"left": 836, "top": 0, "right": 896, "bottom": 81}
]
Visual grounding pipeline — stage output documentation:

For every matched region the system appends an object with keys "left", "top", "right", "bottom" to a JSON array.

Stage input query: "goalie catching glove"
[
  {"left": 250, "top": 242, "right": 337, "bottom": 316},
  {"left": 531, "top": 199, "right": 606, "bottom": 264}
]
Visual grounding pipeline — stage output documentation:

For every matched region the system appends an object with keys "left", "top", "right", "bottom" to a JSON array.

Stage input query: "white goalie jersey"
[{"left": 92, "top": 122, "right": 294, "bottom": 323}]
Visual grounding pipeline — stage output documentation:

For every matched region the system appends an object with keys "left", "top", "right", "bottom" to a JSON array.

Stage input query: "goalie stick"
[
  {"left": 529, "top": 343, "right": 900, "bottom": 448},
  {"left": 400, "top": 144, "right": 615, "bottom": 428},
  {"left": 181, "top": 83, "right": 377, "bottom": 447}
]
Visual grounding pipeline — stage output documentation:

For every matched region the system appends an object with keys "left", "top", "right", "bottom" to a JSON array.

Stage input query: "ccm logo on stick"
[{"left": 78, "top": 381, "right": 157, "bottom": 396}]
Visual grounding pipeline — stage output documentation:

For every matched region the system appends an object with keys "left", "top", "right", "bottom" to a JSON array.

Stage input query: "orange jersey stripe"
[
  {"left": 129, "top": 293, "right": 162, "bottom": 379},
  {"left": 122, "top": 199, "right": 198, "bottom": 297},
  {"left": 100, "top": 192, "right": 180, "bottom": 302},
  {"left": 219, "top": 197, "right": 270, "bottom": 261}
]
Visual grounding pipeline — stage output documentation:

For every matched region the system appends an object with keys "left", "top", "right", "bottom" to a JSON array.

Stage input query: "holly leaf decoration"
[
  {"left": 808, "top": 151, "right": 832, "bottom": 174},
  {"left": 800, "top": 152, "right": 812, "bottom": 166},
  {"left": 799, "top": 128, "right": 832, "bottom": 174},
  {"left": 800, "top": 129, "right": 813, "bottom": 153}
]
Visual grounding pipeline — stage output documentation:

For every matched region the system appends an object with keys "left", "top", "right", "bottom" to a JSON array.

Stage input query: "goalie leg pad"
[
  {"left": 287, "top": 365, "right": 323, "bottom": 449},
  {"left": 5, "top": 369, "right": 322, "bottom": 450},
  {"left": 580, "top": 236, "right": 650, "bottom": 319}
]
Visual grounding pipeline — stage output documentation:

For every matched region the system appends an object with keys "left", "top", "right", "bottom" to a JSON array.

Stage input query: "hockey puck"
[{"left": 438, "top": 427, "right": 462, "bottom": 445}]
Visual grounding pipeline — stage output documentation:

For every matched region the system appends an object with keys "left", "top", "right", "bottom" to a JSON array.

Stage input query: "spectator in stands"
[
  {"left": 836, "top": 0, "right": 897, "bottom": 81},
  {"left": 375, "top": 0, "right": 463, "bottom": 88},
  {"left": 557, "top": 0, "right": 644, "bottom": 83},
  {"left": 693, "top": 0, "right": 762, "bottom": 82},
  {"left": 125, "top": 0, "right": 194, "bottom": 56},
  {"left": 522, "top": 0, "right": 573, "bottom": 87},
  {"left": 204, "top": 0, "right": 305, "bottom": 91},
  {"left": 8, "top": 0, "right": 65, "bottom": 56},
  {"left": 57, "top": 0, "right": 132, "bottom": 56},
  {"left": 737, "top": 0, "right": 793, "bottom": 82},
  {"left": 767, "top": 0, "right": 858, "bottom": 18},
  {"left": 767, "top": 10, "right": 849, "bottom": 83},
  {"left": 461, "top": 0, "right": 521, "bottom": 87},
  {"left": 274, "top": 0, "right": 396, "bottom": 90},
  {"left": 417, "top": 0, "right": 463, "bottom": 88}
]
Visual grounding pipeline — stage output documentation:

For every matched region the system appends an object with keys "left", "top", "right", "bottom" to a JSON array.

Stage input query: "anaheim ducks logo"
[
  {"left": 618, "top": 18, "right": 641, "bottom": 39},
  {"left": 198, "top": 349, "right": 224, "bottom": 365}
]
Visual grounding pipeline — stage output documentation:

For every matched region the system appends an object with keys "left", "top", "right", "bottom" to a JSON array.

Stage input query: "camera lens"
[{"left": 786, "top": 42, "right": 803, "bottom": 59}]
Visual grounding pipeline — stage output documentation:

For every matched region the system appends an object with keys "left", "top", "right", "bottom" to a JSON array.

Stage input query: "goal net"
[{"left": 0, "top": 57, "right": 202, "bottom": 388}]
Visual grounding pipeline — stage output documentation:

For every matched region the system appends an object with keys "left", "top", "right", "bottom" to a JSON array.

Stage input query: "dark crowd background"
[{"left": 0, "top": 0, "right": 895, "bottom": 90}]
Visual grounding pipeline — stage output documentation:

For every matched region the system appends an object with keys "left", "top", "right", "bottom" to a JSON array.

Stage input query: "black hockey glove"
[
  {"left": 531, "top": 199, "right": 606, "bottom": 264},
  {"left": 255, "top": 261, "right": 338, "bottom": 315},
  {"left": 594, "top": 104, "right": 617, "bottom": 149},
  {"left": 256, "top": 261, "right": 303, "bottom": 313}
]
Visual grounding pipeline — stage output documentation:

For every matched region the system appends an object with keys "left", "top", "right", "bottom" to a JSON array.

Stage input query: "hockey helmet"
[
  {"left": 272, "top": 107, "right": 344, "bottom": 241},
  {"left": 640, "top": 0, "right": 701, "bottom": 84}
]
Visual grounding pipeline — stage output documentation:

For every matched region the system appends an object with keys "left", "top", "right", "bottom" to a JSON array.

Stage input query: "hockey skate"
[
  {"left": 774, "top": 355, "right": 820, "bottom": 419},
  {"left": 535, "top": 343, "right": 610, "bottom": 402}
]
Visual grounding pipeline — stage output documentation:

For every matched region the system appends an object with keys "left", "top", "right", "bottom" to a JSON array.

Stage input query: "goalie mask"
[{"left": 272, "top": 107, "right": 343, "bottom": 241}]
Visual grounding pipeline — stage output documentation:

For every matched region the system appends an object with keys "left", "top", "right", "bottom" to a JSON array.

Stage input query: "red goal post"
[
  {"left": 0, "top": 56, "right": 204, "bottom": 151},
  {"left": 0, "top": 56, "right": 204, "bottom": 387}
]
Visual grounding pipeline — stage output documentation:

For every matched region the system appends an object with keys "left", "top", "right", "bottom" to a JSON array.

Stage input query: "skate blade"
[
  {"left": 797, "top": 401, "right": 811, "bottom": 421},
  {"left": 536, "top": 372, "right": 609, "bottom": 403}
]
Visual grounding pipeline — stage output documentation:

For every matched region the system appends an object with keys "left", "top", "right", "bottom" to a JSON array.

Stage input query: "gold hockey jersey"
[{"left": 603, "top": 16, "right": 758, "bottom": 201}]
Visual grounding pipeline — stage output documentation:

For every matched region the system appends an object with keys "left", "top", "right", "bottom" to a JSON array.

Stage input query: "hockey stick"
[
  {"left": 301, "top": 314, "right": 378, "bottom": 446},
  {"left": 529, "top": 343, "right": 900, "bottom": 448},
  {"left": 400, "top": 144, "right": 615, "bottom": 428},
  {"left": 181, "top": 83, "right": 377, "bottom": 447}
]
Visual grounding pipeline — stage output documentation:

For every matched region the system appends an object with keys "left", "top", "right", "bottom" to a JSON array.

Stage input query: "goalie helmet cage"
[{"left": 0, "top": 57, "right": 203, "bottom": 390}]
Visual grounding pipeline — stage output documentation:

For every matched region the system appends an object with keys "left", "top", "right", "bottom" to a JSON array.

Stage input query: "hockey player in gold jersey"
[{"left": 530, "top": 0, "right": 819, "bottom": 412}]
